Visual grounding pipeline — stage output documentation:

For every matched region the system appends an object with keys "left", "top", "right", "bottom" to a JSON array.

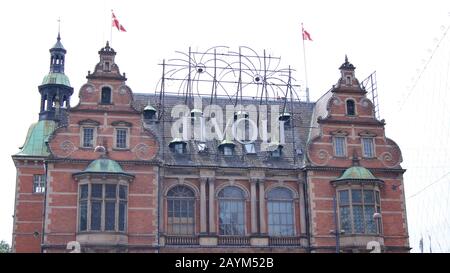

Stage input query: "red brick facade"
[{"left": 11, "top": 42, "right": 409, "bottom": 253}]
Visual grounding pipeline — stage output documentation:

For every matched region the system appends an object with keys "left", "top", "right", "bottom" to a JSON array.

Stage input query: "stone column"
[
  {"left": 200, "top": 178, "right": 207, "bottom": 234},
  {"left": 208, "top": 178, "right": 216, "bottom": 234},
  {"left": 298, "top": 180, "right": 307, "bottom": 234},
  {"left": 250, "top": 179, "right": 258, "bottom": 234},
  {"left": 258, "top": 179, "right": 267, "bottom": 234}
]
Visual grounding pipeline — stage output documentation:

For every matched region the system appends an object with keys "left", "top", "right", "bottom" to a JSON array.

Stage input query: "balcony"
[
  {"left": 218, "top": 236, "right": 251, "bottom": 246},
  {"left": 269, "top": 236, "right": 303, "bottom": 246},
  {"left": 165, "top": 235, "right": 199, "bottom": 245}
]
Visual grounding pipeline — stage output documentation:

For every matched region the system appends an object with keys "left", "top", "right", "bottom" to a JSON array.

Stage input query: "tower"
[{"left": 38, "top": 33, "right": 73, "bottom": 122}]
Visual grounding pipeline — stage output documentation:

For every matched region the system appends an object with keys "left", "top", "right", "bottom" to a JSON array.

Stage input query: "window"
[
  {"left": 362, "top": 138, "right": 374, "bottom": 158},
  {"left": 115, "top": 128, "right": 128, "bottom": 149},
  {"left": 33, "top": 175, "right": 46, "bottom": 193},
  {"left": 167, "top": 186, "right": 195, "bottom": 235},
  {"left": 338, "top": 189, "right": 380, "bottom": 234},
  {"left": 218, "top": 186, "right": 245, "bottom": 235},
  {"left": 271, "top": 147, "right": 282, "bottom": 157},
  {"left": 78, "top": 183, "right": 127, "bottom": 232},
  {"left": 101, "top": 87, "right": 112, "bottom": 104},
  {"left": 174, "top": 143, "right": 185, "bottom": 154},
  {"left": 244, "top": 143, "right": 256, "bottom": 154},
  {"left": 197, "top": 142, "right": 207, "bottom": 153},
  {"left": 82, "top": 127, "right": 95, "bottom": 148},
  {"left": 267, "top": 188, "right": 295, "bottom": 236},
  {"left": 223, "top": 146, "right": 234, "bottom": 156},
  {"left": 346, "top": 100, "right": 355, "bottom": 116},
  {"left": 334, "top": 136, "right": 346, "bottom": 157}
]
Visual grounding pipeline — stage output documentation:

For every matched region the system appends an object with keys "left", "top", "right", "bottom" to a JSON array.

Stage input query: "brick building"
[{"left": 11, "top": 34, "right": 409, "bottom": 253}]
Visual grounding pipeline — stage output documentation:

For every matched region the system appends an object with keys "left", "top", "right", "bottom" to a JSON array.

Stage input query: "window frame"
[
  {"left": 223, "top": 146, "right": 234, "bottom": 156},
  {"left": 100, "top": 86, "right": 112, "bottom": 104},
  {"left": 244, "top": 143, "right": 256, "bottom": 154},
  {"left": 362, "top": 137, "right": 375, "bottom": 158},
  {"left": 32, "top": 174, "right": 46, "bottom": 194},
  {"left": 333, "top": 136, "right": 346, "bottom": 157},
  {"left": 346, "top": 99, "right": 356, "bottom": 116},
  {"left": 166, "top": 185, "right": 196, "bottom": 235},
  {"left": 218, "top": 186, "right": 246, "bottom": 236},
  {"left": 81, "top": 126, "right": 96, "bottom": 148},
  {"left": 77, "top": 182, "right": 128, "bottom": 233},
  {"left": 114, "top": 127, "right": 130, "bottom": 149},
  {"left": 267, "top": 187, "right": 296, "bottom": 237},
  {"left": 337, "top": 187, "right": 381, "bottom": 235}
]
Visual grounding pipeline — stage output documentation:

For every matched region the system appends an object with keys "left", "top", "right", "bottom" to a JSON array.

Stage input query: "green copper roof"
[
  {"left": 42, "top": 72, "right": 71, "bottom": 87},
  {"left": 16, "top": 120, "right": 57, "bottom": 157},
  {"left": 334, "top": 166, "right": 378, "bottom": 181},
  {"left": 83, "top": 158, "right": 125, "bottom": 174}
]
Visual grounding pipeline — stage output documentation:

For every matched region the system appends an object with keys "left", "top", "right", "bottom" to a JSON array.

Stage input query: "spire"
[
  {"left": 49, "top": 32, "right": 66, "bottom": 73},
  {"left": 339, "top": 54, "right": 355, "bottom": 71}
]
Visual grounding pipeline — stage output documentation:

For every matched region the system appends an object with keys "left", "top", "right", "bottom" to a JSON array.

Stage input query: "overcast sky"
[{"left": 0, "top": 0, "right": 449, "bottom": 251}]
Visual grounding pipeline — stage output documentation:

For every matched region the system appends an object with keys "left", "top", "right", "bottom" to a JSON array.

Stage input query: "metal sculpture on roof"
[{"left": 154, "top": 46, "right": 306, "bottom": 108}]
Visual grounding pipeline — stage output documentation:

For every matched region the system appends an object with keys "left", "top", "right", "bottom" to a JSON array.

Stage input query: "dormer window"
[
  {"left": 268, "top": 143, "right": 283, "bottom": 158},
  {"left": 218, "top": 140, "right": 235, "bottom": 156},
  {"left": 346, "top": 99, "right": 356, "bottom": 116},
  {"left": 143, "top": 105, "right": 157, "bottom": 120},
  {"left": 101, "top": 87, "right": 112, "bottom": 104},
  {"left": 244, "top": 143, "right": 256, "bottom": 154},
  {"left": 169, "top": 138, "right": 187, "bottom": 155}
]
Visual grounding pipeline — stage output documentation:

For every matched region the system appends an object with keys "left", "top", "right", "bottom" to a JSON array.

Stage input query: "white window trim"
[
  {"left": 333, "top": 136, "right": 347, "bottom": 157},
  {"left": 77, "top": 182, "right": 128, "bottom": 233},
  {"left": 80, "top": 126, "right": 97, "bottom": 148},
  {"left": 114, "top": 127, "right": 130, "bottom": 149},
  {"left": 361, "top": 137, "right": 375, "bottom": 158}
]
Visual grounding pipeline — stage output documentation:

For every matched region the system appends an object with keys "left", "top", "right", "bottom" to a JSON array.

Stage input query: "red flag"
[
  {"left": 112, "top": 11, "right": 127, "bottom": 32},
  {"left": 302, "top": 26, "right": 312, "bottom": 41}
]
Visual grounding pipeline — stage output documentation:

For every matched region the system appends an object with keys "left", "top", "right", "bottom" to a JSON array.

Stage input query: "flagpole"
[
  {"left": 110, "top": 10, "right": 113, "bottom": 46},
  {"left": 302, "top": 23, "right": 310, "bottom": 102}
]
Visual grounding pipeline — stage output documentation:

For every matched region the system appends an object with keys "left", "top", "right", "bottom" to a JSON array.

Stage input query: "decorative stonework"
[
  {"left": 133, "top": 143, "right": 152, "bottom": 160},
  {"left": 59, "top": 140, "right": 76, "bottom": 158}
]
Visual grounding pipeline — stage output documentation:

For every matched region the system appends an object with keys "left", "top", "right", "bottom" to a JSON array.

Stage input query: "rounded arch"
[
  {"left": 215, "top": 183, "right": 249, "bottom": 200},
  {"left": 167, "top": 185, "right": 195, "bottom": 198},
  {"left": 265, "top": 184, "right": 298, "bottom": 199},
  {"left": 164, "top": 181, "right": 200, "bottom": 198},
  {"left": 345, "top": 98, "right": 356, "bottom": 116}
]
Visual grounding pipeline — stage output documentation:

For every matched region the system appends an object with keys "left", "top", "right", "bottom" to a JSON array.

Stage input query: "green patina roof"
[
  {"left": 42, "top": 72, "right": 71, "bottom": 87},
  {"left": 83, "top": 158, "right": 125, "bottom": 174},
  {"left": 16, "top": 120, "right": 57, "bottom": 157},
  {"left": 334, "top": 166, "right": 378, "bottom": 181}
]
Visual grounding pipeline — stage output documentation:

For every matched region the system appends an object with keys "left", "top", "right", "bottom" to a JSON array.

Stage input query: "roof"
[
  {"left": 83, "top": 158, "right": 125, "bottom": 173},
  {"left": 42, "top": 72, "right": 71, "bottom": 87},
  {"left": 73, "top": 158, "right": 135, "bottom": 178},
  {"left": 133, "top": 93, "right": 315, "bottom": 169},
  {"left": 15, "top": 120, "right": 57, "bottom": 157},
  {"left": 51, "top": 38, "right": 65, "bottom": 51},
  {"left": 333, "top": 166, "right": 379, "bottom": 181}
]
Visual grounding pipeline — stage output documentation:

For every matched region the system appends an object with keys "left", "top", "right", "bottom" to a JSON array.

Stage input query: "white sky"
[{"left": 0, "top": 0, "right": 449, "bottom": 251}]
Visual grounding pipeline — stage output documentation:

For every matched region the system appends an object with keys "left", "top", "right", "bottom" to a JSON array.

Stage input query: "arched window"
[
  {"left": 101, "top": 87, "right": 112, "bottom": 104},
  {"left": 346, "top": 99, "right": 355, "bottom": 116},
  {"left": 167, "top": 185, "right": 195, "bottom": 235},
  {"left": 267, "top": 187, "right": 295, "bottom": 236},
  {"left": 218, "top": 186, "right": 245, "bottom": 235}
]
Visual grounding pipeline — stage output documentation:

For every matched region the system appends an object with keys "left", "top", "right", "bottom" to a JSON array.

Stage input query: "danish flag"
[{"left": 112, "top": 11, "right": 126, "bottom": 32}]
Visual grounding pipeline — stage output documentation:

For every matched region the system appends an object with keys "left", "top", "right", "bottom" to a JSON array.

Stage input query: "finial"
[
  {"left": 345, "top": 54, "right": 348, "bottom": 63},
  {"left": 57, "top": 17, "right": 61, "bottom": 41}
]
